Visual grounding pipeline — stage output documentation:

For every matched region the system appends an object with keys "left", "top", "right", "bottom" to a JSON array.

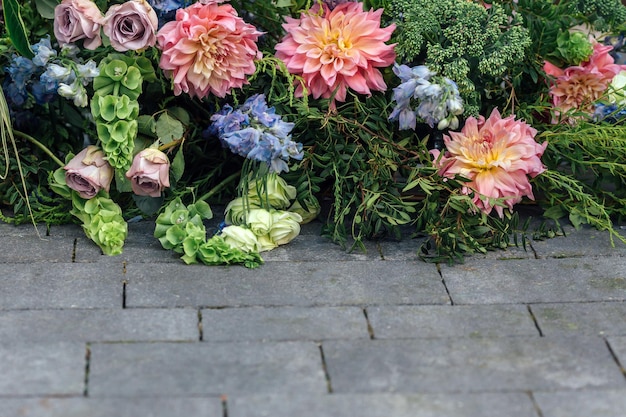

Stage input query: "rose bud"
[
  {"left": 64, "top": 145, "right": 114, "bottom": 199},
  {"left": 54, "top": 0, "right": 104, "bottom": 50},
  {"left": 103, "top": 0, "right": 158, "bottom": 52},
  {"left": 125, "top": 148, "right": 171, "bottom": 197}
]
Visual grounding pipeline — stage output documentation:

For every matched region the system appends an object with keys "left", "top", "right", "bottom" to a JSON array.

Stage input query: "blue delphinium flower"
[
  {"left": 593, "top": 103, "right": 626, "bottom": 124},
  {"left": 389, "top": 63, "right": 464, "bottom": 131},
  {"left": 208, "top": 94, "right": 303, "bottom": 173},
  {"left": 4, "top": 37, "right": 99, "bottom": 109},
  {"left": 31, "top": 37, "right": 57, "bottom": 67}
]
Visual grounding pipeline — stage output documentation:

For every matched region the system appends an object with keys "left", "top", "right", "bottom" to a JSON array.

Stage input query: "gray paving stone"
[
  {"left": 0, "top": 221, "right": 48, "bottom": 237},
  {"left": 201, "top": 306, "right": 368, "bottom": 342},
  {"left": 441, "top": 257, "right": 626, "bottom": 304},
  {"left": 323, "top": 337, "right": 624, "bottom": 393},
  {"left": 2, "top": 397, "right": 222, "bottom": 417},
  {"left": 534, "top": 388, "right": 626, "bottom": 417},
  {"left": 228, "top": 392, "right": 539, "bottom": 417},
  {"left": 367, "top": 305, "right": 538, "bottom": 339},
  {"left": 0, "top": 235, "right": 74, "bottom": 263},
  {"left": 125, "top": 261, "right": 448, "bottom": 308},
  {"left": 0, "top": 308, "right": 198, "bottom": 342},
  {"left": 260, "top": 233, "right": 382, "bottom": 261},
  {"left": 531, "top": 224, "right": 626, "bottom": 258},
  {"left": 0, "top": 263, "right": 123, "bottom": 309},
  {"left": 531, "top": 302, "right": 626, "bottom": 336},
  {"left": 88, "top": 341, "right": 326, "bottom": 396},
  {"left": 606, "top": 336, "right": 626, "bottom": 371},
  {"left": 0, "top": 342, "right": 85, "bottom": 396}
]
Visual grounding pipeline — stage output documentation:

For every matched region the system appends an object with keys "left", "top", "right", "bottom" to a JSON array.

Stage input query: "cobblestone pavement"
[{"left": 1, "top": 213, "right": 626, "bottom": 417}]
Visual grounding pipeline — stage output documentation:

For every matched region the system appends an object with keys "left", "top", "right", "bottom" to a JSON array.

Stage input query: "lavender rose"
[
  {"left": 125, "top": 148, "right": 170, "bottom": 197},
  {"left": 103, "top": 0, "right": 158, "bottom": 52},
  {"left": 64, "top": 146, "right": 114, "bottom": 199},
  {"left": 54, "top": 0, "right": 104, "bottom": 50}
]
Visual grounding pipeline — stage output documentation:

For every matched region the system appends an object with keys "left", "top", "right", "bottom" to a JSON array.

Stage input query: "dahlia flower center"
[
  {"left": 464, "top": 134, "right": 501, "bottom": 170},
  {"left": 196, "top": 32, "right": 225, "bottom": 72},
  {"left": 320, "top": 27, "right": 352, "bottom": 61}
]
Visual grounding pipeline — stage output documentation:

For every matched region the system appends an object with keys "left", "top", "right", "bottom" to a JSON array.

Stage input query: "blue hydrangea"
[
  {"left": 148, "top": 0, "right": 194, "bottom": 27},
  {"left": 208, "top": 94, "right": 304, "bottom": 173},
  {"left": 389, "top": 64, "right": 464, "bottom": 131}
]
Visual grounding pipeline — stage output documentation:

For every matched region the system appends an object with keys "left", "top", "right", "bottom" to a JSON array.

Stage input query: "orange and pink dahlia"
[
  {"left": 156, "top": 1, "right": 262, "bottom": 99},
  {"left": 432, "top": 108, "right": 548, "bottom": 218},
  {"left": 274, "top": 2, "right": 396, "bottom": 107},
  {"left": 544, "top": 43, "right": 626, "bottom": 120}
]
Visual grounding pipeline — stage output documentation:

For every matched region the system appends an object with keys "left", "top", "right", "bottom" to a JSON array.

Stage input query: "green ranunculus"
[
  {"left": 224, "top": 197, "right": 260, "bottom": 225},
  {"left": 248, "top": 173, "right": 297, "bottom": 209},
  {"left": 288, "top": 196, "right": 321, "bottom": 225}
]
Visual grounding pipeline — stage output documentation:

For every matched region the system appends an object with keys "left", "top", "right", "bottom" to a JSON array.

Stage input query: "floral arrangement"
[{"left": 2, "top": 0, "right": 626, "bottom": 266}]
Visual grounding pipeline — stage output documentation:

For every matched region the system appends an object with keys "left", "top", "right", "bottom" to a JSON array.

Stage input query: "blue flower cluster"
[
  {"left": 3, "top": 37, "right": 98, "bottom": 109},
  {"left": 389, "top": 64, "right": 464, "bottom": 131},
  {"left": 593, "top": 103, "right": 626, "bottom": 124},
  {"left": 208, "top": 94, "right": 304, "bottom": 173}
]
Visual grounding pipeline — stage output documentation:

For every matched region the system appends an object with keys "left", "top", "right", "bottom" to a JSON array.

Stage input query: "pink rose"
[
  {"left": 64, "top": 146, "right": 114, "bottom": 199},
  {"left": 103, "top": 0, "right": 158, "bottom": 52},
  {"left": 54, "top": 0, "right": 104, "bottom": 50},
  {"left": 125, "top": 148, "right": 170, "bottom": 197}
]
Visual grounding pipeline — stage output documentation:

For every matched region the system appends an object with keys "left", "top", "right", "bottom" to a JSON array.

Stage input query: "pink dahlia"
[
  {"left": 274, "top": 2, "right": 396, "bottom": 107},
  {"left": 156, "top": 1, "right": 262, "bottom": 99},
  {"left": 432, "top": 108, "right": 548, "bottom": 218},
  {"left": 544, "top": 43, "right": 626, "bottom": 121}
]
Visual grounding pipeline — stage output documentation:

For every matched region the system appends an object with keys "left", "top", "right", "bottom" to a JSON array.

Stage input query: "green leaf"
[
  {"left": 133, "top": 194, "right": 164, "bottom": 216},
  {"left": 542, "top": 205, "right": 566, "bottom": 220},
  {"left": 115, "top": 170, "right": 133, "bottom": 193},
  {"left": 156, "top": 113, "right": 184, "bottom": 144},
  {"left": 170, "top": 148, "right": 185, "bottom": 182},
  {"left": 35, "top": 0, "right": 58, "bottom": 19},
  {"left": 3, "top": 0, "right": 34, "bottom": 58}
]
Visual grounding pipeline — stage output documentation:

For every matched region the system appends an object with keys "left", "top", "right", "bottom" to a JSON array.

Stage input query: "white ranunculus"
[
  {"left": 269, "top": 210, "right": 302, "bottom": 246},
  {"left": 247, "top": 208, "right": 273, "bottom": 237},
  {"left": 220, "top": 225, "right": 259, "bottom": 253}
]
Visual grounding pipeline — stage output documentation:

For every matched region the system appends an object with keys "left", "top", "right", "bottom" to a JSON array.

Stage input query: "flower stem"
[
  {"left": 13, "top": 130, "right": 65, "bottom": 167},
  {"left": 197, "top": 170, "right": 241, "bottom": 203}
]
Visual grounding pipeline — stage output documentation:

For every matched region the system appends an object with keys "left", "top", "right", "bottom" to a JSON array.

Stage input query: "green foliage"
[
  {"left": 300, "top": 94, "right": 423, "bottom": 250},
  {"left": 567, "top": 0, "right": 626, "bottom": 32},
  {"left": 386, "top": 0, "right": 531, "bottom": 116},
  {"left": 403, "top": 167, "right": 533, "bottom": 264},
  {"left": 3, "top": 0, "right": 34, "bottom": 58},
  {"left": 536, "top": 123, "right": 626, "bottom": 220}
]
